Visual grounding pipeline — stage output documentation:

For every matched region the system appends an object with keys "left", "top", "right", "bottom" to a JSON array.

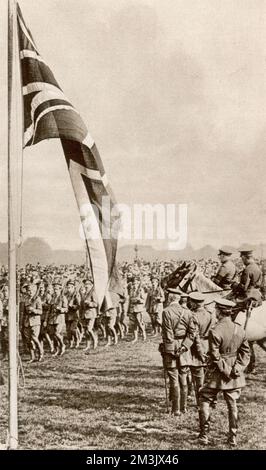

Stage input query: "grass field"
[{"left": 0, "top": 333, "right": 265, "bottom": 450}]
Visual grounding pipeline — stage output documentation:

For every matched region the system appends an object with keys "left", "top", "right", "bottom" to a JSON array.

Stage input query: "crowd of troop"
[{"left": 0, "top": 245, "right": 265, "bottom": 446}]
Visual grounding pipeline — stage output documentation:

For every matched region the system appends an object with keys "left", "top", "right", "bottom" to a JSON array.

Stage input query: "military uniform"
[
  {"left": 103, "top": 291, "right": 121, "bottom": 346},
  {"left": 23, "top": 293, "right": 43, "bottom": 361},
  {"left": 48, "top": 291, "right": 68, "bottom": 355},
  {"left": 81, "top": 286, "right": 98, "bottom": 350},
  {"left": 212, "top": 260, "right": 236, "bottom": 289},
  {"left": 161, "top": 298, "right": 195, "bottom": 414},
  {"left": 198, "top": 298, "right": 250, "bottom": 446},
  {"left": 66, "top": 291, "right": 81, "bottom": 348},
  {"left": 146, "top": 284, "right": 165, "bottom": 334},
  {"left": 117, "top": 284, "right": 129, "bottom": 336},
  {"left": 129, "top": 282, "right": 146, "bottom": 342},
  {"left": 188, "top": 293, "right": 216, "bottom": 405},
  {"left": 0, "top": 296, "right": 8, "bottom": 358},
  {"left": 238, "top": 260, "right": 262, "bottom": 303}
]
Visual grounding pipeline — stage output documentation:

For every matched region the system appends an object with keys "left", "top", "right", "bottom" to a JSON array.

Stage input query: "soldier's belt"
[{"left": 174, "top": 336, "right": 185, "bottom": 340}]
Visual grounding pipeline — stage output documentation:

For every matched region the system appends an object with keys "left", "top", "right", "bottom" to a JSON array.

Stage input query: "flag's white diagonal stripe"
[
  {"left": 18, "top": 15, "right": 38, "bottom": 52},
  {"left": 20, "top": 49, "right": 45, "bottom": 64},
  {"left": 69, "top": 159, "right": 108, "bottom": 305},
  {"left": 23, "top": 82, "right": 61, "bottom": 96}
]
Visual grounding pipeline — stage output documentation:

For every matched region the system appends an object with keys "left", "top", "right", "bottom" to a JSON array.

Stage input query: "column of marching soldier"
[{"left": 0, "top": 264, "right": 180, "bottom": 362}]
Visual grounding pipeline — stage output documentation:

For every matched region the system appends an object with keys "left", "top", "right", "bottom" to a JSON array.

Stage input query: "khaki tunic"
[{"left": 204, "top": 316, "right": 250, "bottom": 390}]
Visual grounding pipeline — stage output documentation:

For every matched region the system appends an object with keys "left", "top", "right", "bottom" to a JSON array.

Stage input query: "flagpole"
[{"left": 8, "top": 0, "right": 18, "bottom": 450}]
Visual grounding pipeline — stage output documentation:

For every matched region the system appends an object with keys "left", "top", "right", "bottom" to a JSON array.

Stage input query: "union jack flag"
[{"left": 17, "top": 3, "right": 119, "bottom": 306}]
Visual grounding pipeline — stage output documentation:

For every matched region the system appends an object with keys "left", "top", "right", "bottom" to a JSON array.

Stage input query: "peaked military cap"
[
  {"left": 167, "top": 287, "right": 184, "bottom": 295},
  {"left": 239, "top": 244, "right": 254, "bottom": 255},
  {"left": 188, "top": 292, "right": 205, "bottom": 302},
  {"left": 218, "top": 246, "right": 234, "bottom": 256},
  {"left": 215, "top": 298, "right": 236, "bottom": 310}
]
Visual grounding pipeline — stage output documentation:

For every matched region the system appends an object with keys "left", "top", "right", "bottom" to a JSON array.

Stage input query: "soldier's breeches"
[
  {"left": 199, "top": 387, "right": 218, "bottom": 433},
  {"left": 167, "top": 368, "right": 179, "bottom": 388},
  {"left": 223, "top": 389, "right": 241, "bottom": 437},
  {"left": 84, "top": 318, "right": 96, "bottom": 335},
  {"left": 29, "top": 325, "right": 41, "bottom": 342},
  {"left": 191, "top": 366, "right": 205, "bottom": 405},
  {"left": 167, "top": 369, "right": 180, "bottom": 412}
]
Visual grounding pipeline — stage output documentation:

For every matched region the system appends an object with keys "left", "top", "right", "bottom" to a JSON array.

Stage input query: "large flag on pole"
[{"left": 16, "top": 3, "right": 119, "bottom": 305}]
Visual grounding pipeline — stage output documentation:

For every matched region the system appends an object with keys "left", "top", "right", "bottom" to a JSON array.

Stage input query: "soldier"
[
  {"left": 23, "top": 282, "right": 43, "bottom": 362},
  {"left": 65, "top": 280, "right": 81, "bottom": 348},
  {"left": 232, "top": 246, "right": 262, "bottom": 306},
  {"left": 80, "top": 279, "right": 98, "bottom": 351},
  {"left": 128, "top": 277, "right": 146, "bottom": 343},
  {"left": 120, "top": 276, "right": 129, "bottom": 335},
  {"left": 39, "top": 283, "right": 54, "bottom": 355},
  {"left": 103, "top": 291, "right": 120, "bottom": 347},
  {"left": 212, "top": 247, "right": 236, "bottom": 289},
  {"left": 161, "top": 288, "right": 195, "bottom": 415},
  {"left": 198, "top": 298, "right": 251, "bottom": 447},
  {"left": 48, "top": 283, "right": 67, "bottom": 356},
  {"left": 188, "top": 292, "right": 216, "bottom": 406},
  {"left": 0, "top": 284, "right": 9, "bottom": 360},
  {"left": 146, "top": 277, "right": 165, "bottom": 336}
]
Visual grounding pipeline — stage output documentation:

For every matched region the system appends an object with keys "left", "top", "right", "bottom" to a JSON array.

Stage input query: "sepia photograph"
[{"left": 0, "top": 0, "right": 265, "bottom": 457}]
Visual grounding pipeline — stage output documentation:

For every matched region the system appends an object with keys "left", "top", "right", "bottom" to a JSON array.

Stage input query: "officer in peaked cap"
[
  {"left": 161, "top": 285, "right": 195, "bottom": 415},
  {"left": 214, "top": 298, "right": 236, "bottom": 311},
  {"left": 198, "top": 296, "right": 250, "bottom": 447},
  {"left": 188, "top": 292, "right": 206, "bottom": 303},
  {"left": 212, "top": 247, "right": 236, "bottom": 290},
  {"left": 239, "top": 244, "right": 254, "bottom": 255},
  {"left": 167, "top": 287, "right": 185, "bottom": 295},
  {"left": 188, "top": 291, "right": 216, "bottom": 406},
  {"left": 232, "top": 245, "right": 262, "bottom": 305}
]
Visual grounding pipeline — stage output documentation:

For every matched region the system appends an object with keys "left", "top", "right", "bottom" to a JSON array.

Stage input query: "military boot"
[
  {"left": 180, "top": 385, "right": 188, "bottom": 413},
  {"left": 227, "top": 435, "right": 237, "bottom": 447},
  {"left": 171, "top": 386, "right": 181, "bottom": 417},
  {"left": 198, "top": 401, "right": 210, "bottom": 445},
  {"left": 228, "top": 406, "right": 238, "bottom": 447}
]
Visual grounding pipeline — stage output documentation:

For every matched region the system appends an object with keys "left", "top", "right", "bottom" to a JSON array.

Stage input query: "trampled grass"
[{"left": 0, "top": 336, "right": 265, "bottom": 450}]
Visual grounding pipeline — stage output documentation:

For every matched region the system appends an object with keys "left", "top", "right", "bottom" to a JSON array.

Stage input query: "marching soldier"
[
  {"left": 103, "top": 290, "right": 120, "bottom": 347},
  {"left": 80, "top": 279, "right": 98, "bottom": 351},
  {"left": 188, "top": 292, "right": 216, "bottom": 406},
  {"left": 161, "top": 288, "right": 195, "bottom": 415},
  {"left": 65, "top": 280, "right": 81, "bottom": 348},
  {"left": 128, "top": 277, "right": 146, "bottom": 343},
  {"left": 119, "top": 276, "right": 129, "bottom": 335},
  {"left": 39, "top": 283, "right": 54, "bottom": 354},
  {"left": 23, "top": 282, "right": 43, "bottom": 362},
  {"left": 212, "top": 247, "right": 236, "bottom": 289},
  {"left": 48, "top": 282, "right": 67, "bottom": 356},
  {"left": 146, "top": 277, "right": 165, "bottom": 336},
  {"left": 0, "top": 284, "right": 9, "bottom": 360},
  {"left": 198, "top": 298, "right": 250, "bottom": 447}
]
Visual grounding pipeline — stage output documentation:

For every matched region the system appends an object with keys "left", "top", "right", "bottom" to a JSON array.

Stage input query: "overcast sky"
[{"left": 0, "top": 0, "right": 266, "bottom": 251}]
